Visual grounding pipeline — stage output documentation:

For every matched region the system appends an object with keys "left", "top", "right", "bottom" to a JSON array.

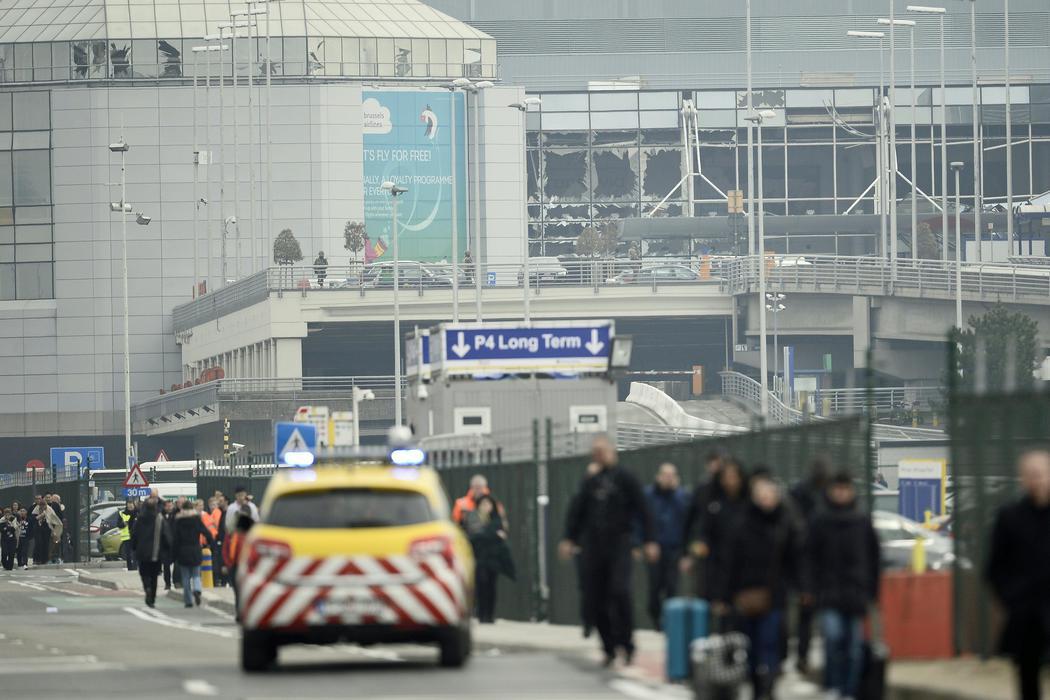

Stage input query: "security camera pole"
[
  {"left": 509, "top": 97, "right": 541, "bottom": 323},
  {"left": 744, "top": 108, "right": 776, "bottom": 419},
  {"left": 383, "top": 181, "right": 408, "bottom": 425}
]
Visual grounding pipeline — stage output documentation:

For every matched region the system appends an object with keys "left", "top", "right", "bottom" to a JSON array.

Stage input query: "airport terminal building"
[{"left": 3, "top": 0, "right": 1050, "bottom": 465}]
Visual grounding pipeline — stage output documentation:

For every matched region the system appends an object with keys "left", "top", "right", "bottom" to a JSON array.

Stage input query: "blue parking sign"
[{"left": 49, "top": 446, "right": 105, "bottom": 471}]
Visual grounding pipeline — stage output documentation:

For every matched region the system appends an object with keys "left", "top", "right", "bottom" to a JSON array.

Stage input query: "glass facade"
[
  {"left": 0, "top": 90, "right": 52, "bottom": 300},
  {"left": 528, "top": 86, "right": 1050, "bottom": 255}
]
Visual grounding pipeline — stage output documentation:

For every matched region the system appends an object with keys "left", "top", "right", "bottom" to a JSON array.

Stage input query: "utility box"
[{"left": 406, "top": 321, "right": 628, "bottom": 460}]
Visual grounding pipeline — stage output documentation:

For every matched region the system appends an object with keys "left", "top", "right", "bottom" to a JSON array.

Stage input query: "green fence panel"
[{"left": 0, "top": 477, "right": 87, "bottom": 562}]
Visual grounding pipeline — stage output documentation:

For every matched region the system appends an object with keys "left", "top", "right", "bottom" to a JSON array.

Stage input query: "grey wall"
[{"left": 425, "top": 0, "right": 1050, "bottom": 91}]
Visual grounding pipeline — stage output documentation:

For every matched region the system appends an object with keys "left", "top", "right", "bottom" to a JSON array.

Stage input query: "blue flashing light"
[
  {"left": 389, "top": 448, "right": 426, "bottom": 466},
  {"left": 283, "top": 451, "right": 316, "bottom": 468}
]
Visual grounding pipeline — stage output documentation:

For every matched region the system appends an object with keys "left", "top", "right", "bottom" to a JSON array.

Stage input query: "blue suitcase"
[{"left": 663, "top": 597, "right": 709, "bottom": 680}]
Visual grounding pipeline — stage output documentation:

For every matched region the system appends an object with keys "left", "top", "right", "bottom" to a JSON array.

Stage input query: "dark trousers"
[
  {"left": 738, "top": 609, "right": 785, "bottom": 700},
  {"left": 582, "top": 542, "right": 635, "bottom": 657},
  {"left": 162, "top": 561, "right": 172, "bottom": 588},
  {"left": 1012, "top": 615, "right": 1048, "bottom": 700},
  {"left": 33, "top": 530, "right": 49, "bottom": 564},
  {"left": 646, "top": 547, "right": 680, "bottom": 630},
  {"left": 797, "top": 600, "right": 815, "bottom": 666},
  {"left": 475, "top": 566, "right": 498, "bottom": 623},
  {"left": 16, "top": 538, "right": 29, "bottom": 567},
  {"left": 139, "top": 560, "right": 161, "bottom": 602},
  {"left": 230, "top": 565, "right": 240, "bottom": 620},
  {"left": 122, "top": 540, "right": 137, "bottom": 571},
  {"left": 1, "top": 540, "right": 14, "bottom": 570}
]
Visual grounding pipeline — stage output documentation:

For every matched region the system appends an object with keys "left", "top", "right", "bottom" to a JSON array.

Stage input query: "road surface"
[{"left": 0, "top": 569, "right": 670, "bottom": 699}]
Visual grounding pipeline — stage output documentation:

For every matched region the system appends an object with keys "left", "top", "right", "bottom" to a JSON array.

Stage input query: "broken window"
[
  {"left": 543, "top": 130, "right": 588, "bottom": 147},
  {"left": 594, "top": 203, "right": 638, "bottom": 219},
  {"left": 641, "top": 148, "right": 683, "bottom": 201},
  {"left": 545, "top": 204, "right": 590, "bottom": 220},
  {"left": 592, "top": 148, "right": 638, "bottom": 201},
  {"left": 527, "top": 151, "right": 541, "bottom": 203},
  {"left": 543, "top": 149, "right": 589, "bottom": 202},
  {"left": 111, "top": 42, "right": 131, "bottom": 78},
  {"left": 159, "top": 40, "right": 182, "bottom": 78},
  {"left": 592, "top": 130, "right": 638, "bottom": 147}
]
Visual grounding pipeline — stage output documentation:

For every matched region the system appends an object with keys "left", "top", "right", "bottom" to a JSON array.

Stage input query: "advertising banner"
[{"left": 363, "top": 90, "right": 467, "bottom": 262}]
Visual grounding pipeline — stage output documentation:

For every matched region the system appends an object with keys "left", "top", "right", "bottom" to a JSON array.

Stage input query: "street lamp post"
[
  {"left": 510, "top": 98, "right": 542, "bottom": 324},
  {"left": 108, "top": 137, "right": 151, "bottom": 470},
  {"left": 745, "top": 108, "right": 776, "bottom": 419},
  {"left": 908, "top": 6, "right": 948, "bottom": 261},
  {"left": 1004, "top": 0, "right": 1013, "bottom": 251},
  {"left": 961, "top": 0, "right": 982, "bottom": 260},
  {"left": 448, "top": 79, "right": 466, "bottom": 322},
  {"left": 878, "top": 17, "right": 915, "bottom": 264},
  {"left": 465, "top": 80, "right": 493, "bottom": 321},
  {"left": 351, "top": 386, "right": 375, "bottom": 446},
  {"left": 951, "top": 161, "right": 965, "bottom": 328},
  {"left": 745, "top": 0, "right": 755, "bottom": 256},
  {"left": 382, "top": 181, "right": 408, "bottom": 425},
  {"left": 766, "top": 292, "right": 786, "bottom": 397},
  {"left": 847, "top": 31, "right": 887, "bottom": 257}
]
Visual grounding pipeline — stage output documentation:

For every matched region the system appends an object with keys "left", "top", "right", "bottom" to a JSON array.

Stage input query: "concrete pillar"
[
  {"left": 274, "top": 337, "right": 303, "bottom": 379},
  {"left": 852, "top": 296, "right": 871, "bottom": 371}
]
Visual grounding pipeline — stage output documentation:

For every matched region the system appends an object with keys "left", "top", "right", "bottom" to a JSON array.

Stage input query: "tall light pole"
[
  {"left": 382, "top": 181, "right": 408, "bottom": 425},
  {"left": 879, "top": 17, "right": 915, "bottom": 264},
  {"left": 1004, "top": 0, "right": 1013, "bottom": 252},
  {"left": 448, "top": 79, "right": 466, "bottom": 322},
  {"left": 963, "top": 0, "right": 981, "bottom": 260},
  {"left": 745, "top": 0, "right": 755, "bottom": 256},
  {"left": 108, "top": 137, "right": 151, "bottom": 470},
  {"left": 465, "top": 79, "right": 494, "bottom": 321},
  {"left": 847, "top": 31, "right": 887, "bottom": 257},
  {"left": 908, "top": 6, "right": 948, "bottom": 262},
  {"left": 745, "top": 108, "right": 776, "bottom": 419},
  {"left": 510, "top": 97, "right": 542, "bottom": 323},
  {"left": 229, "top": 13, "right": 258, "bottom": 275},
  {"left": 951, "top": 161, "right": 964, "bottom": 328},
  {"left": 191, "top": 46, "right": 204, "bottom": 292}
]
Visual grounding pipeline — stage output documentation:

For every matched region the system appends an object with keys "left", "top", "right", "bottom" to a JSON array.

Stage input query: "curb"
[
  {"left": 76, "top": 573, "right": 124, "bottom": 590},
  {"left": 163, "top": 588, "right": 238, "bottom": 616}
]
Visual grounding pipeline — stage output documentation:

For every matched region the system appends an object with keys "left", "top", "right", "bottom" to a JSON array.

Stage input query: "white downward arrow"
[
  {"left": 451, "top": 331, "right": 471, "bottom": 358},
  {"left": 584, "top": 328, "right": 605, "bottom": 355}
]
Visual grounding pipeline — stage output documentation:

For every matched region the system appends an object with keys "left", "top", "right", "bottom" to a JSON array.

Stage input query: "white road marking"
[
  {"left": 182, "top": 679, "right": 219, "bottom": 696},
  {"left": 123, "top": 606, "right": 239, "bottom": 639},
  {"left": 9, "top": 581, "right": 47, "bottom": 591},
  {"left": 608, "top": 679, "right": 685, "bottom": 699}
]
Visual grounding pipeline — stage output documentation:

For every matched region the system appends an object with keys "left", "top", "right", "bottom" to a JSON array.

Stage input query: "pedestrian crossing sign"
[
  {"left": 275, "top": 421, "right": 317, "bottom": 467},
  {"left": 123, "top": 464, "right": 150, "bottom": 488}
]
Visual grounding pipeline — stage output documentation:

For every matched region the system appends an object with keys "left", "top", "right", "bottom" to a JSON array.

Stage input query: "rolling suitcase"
[
  {"left": 663, "top": 597, "right": 710, "bottom": 681},
  {"left": 858, "top": 608, "right": 888, "bottom": 700},
  {"left": 691, "top": 632, "right": 750, "bottom": 700}
]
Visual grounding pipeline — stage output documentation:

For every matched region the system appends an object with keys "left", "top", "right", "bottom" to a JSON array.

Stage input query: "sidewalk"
[{"left": 73, "top": 569, "right": 1047, "bottom": 698}]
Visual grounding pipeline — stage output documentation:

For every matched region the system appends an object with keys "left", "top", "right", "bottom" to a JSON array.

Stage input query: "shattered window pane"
[
  {"left": 592, "top": 130, "right": 638, "bottom": 147},
  {"left": 641, "top": 128, "right": 683, "bottom": 146},
  {"left": 543, "top": 149, "right": 589, "bottom": 202},
  {"left": 592, "top": 148, "right": 639, "bottom": 201},
  {"left": 111, "top": 41, "right": 132, "bottom": 78},
  {"left": 159, "top": 40, "right": 182, "bottom": 78},
  {"left": 594, "top": 203, "right": 638, "bottom": 219},
  {"left": 527, "top": 151, "right": 541, "bottom": 203},
  {"left": 641, "top": 148, "right": 683, "bottom": 201},
  {"left": 642, "top": 202, "right": 683, "bottom": 217},
  {"left": 545, "top": 204, "right": 591, "bottom": 220},
  {"left": 542, "top": 130, "right": 588, "bottom": 147},
  {"left": 696, "top": 146, "right": 737, "bottom": 200}
]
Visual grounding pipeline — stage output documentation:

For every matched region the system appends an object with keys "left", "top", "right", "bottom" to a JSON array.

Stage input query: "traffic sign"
[
  {"left": 405, "top": 330, "right": 431, "bottom": 380},
  {"left": 49, "top": 446, "right": 105, "bottom": 471},
  {"left": 123, "top": 487, "right": 152, "bottom": 499},
  {"left": 25, "top": 458, "right": 45, "bottom": 473},
  {"left": 294, "top": 406, "right": 330, "bottom": 448},
  {"left": 436, "top": 321, "right": 614, "bottom": 375},
  {"left": 275, "top": 421, "right": 317, "bottom": 466},
  {"left": 123, "top": 464, "right": 150, "bottom": 488},
  {"left": 486, "top": 271, "right": 497, "bottom": 286},
  {"left": 155, "top": 449, "right": 170, "bottom": 462}
]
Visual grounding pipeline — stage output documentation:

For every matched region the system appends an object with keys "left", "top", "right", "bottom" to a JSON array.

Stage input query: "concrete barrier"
[{"left": 626, "top": 382, "right": 745, "bottom": 435}]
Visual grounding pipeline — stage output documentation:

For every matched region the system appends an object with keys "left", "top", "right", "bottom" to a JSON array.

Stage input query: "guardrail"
[
  {"left": 819, "top": 386, "right": 942, "bottom": 416},
  {"left": 721, "top": 255, "right": 1050, "bottom": 305},
  {"left": 720, "top": 370, "right": 808, "bottom": 425},
  {"left": 173, "top": 257, "right": 723, "bottom": 331},
  {"left": 0, "top": 465, "right": 81, "bottom": 488}
]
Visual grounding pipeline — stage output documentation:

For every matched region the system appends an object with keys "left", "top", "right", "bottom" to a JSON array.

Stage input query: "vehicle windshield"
[{"left": 267, "top": 488, "right": 434, "bottom": 529}]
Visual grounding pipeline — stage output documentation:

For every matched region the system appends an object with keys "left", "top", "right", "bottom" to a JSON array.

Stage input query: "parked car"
[
  {"left": 606, "top": 264, "right": 699, "bottom": 285},
  {"left": 89, "top": 501, "right": 124, "bottom": 558},
  {"left": 518, "top": 257, "right": 569, "bottom": 285},
  {"left": 361, "top": 262, "right": 454, "bottom": 289},
  {"left": 872, "top": 510, "right": 965, "bottom": 571}
]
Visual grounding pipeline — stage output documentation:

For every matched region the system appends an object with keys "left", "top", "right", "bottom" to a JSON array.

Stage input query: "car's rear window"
[{"left": 267, "top": 488, "right": 434, "bottom": 529}]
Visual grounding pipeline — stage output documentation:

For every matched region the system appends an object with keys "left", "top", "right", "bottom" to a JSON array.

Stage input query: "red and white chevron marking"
[{"left": 238, "top": 554, "right": 468, "bottom": 631}]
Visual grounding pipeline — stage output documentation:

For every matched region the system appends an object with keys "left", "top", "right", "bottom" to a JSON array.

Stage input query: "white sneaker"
[{"left": 21, "top": 565, "right": 27, "bottom": 570}]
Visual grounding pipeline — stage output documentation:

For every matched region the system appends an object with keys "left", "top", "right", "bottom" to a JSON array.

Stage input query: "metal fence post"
[
  {"left": 865, "top": 346, "right": 875, "bottom": 515},
  {"left": 533, "top": 418, "right": 548, "bottom": 621}
]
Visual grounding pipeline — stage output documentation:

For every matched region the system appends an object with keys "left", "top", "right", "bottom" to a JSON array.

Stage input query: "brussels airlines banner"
[{"left": 362, "top": 90, "right": 467, "bottom": 262}]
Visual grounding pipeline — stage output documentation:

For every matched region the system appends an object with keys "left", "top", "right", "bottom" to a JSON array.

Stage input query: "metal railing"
[
  {"left": 720, "top": 370, "right": 808, "bottom": 426},
  {"left": 173, "top": 257, "right": 723, "bottom": 331},
  {"left": 818, "top": 386, "right": 942, "bottom": 416},
  {"left": 616, "top": 421, "right": 711, "bottom": 450},
  {"left": 721, "top": 255, "right": 1050, "bottom": 305},
  {"left": 0, "top": 465, "right": 81, "bottom": 488}
]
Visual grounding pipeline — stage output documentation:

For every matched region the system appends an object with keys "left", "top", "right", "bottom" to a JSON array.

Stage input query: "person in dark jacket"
[
  {"left": 464, "top": 494, "right": 515, "bottom": 624},
  {"left": 160, "top": 499, "right": 176, "bottom": 590},
  {"left": 686, "top": 457, "right": 747, "bottom": 622},
  {"left": 172, "top": 500, "right": 216, "bottom": 608},
  {"left": 642, "top": 462, "right": 689, "bottom": 630},
  {"left": 0, "top": 508, "right": 17, "bottom": 570},
  {"left": 16, "top": 509, "right": 31, "bottom": 568},
  {"left": 680, "top": 449, "right": 726, "bottom": 598},
  {"left": 986, "top": 448, "right": 1050, "bottom": 700},
  {"left": 723, "top": 468, "right": 806, "bottom": 700},
  {"left": 130, "top": 496, "right": 173, "bottom": 608},
  {"left": 789, "top": 456, "right": 831, "bottom": 674},
  {"left": 313, "top": 251, "right": 328, "bottom": 287},
  {"left": 560, "top": 435, "right": 658, "bottom": 667},
  {"left": 809, "top": 472, "right": 881, "bottom": 699}
]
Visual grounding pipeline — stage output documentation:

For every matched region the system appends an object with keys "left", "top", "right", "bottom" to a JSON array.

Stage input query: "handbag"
[
  {"left": 732, "top": 516, "right": 787, "bottom": 618},
  {"left": 691, "top": 632, "right": 750, "bottom": 688}
]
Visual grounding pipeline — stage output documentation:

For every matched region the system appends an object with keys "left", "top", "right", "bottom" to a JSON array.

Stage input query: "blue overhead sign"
[
  {"left": 123, "top": 487, "right": 152, "bottom": 499},
  {"left": 437, "top": 322, "right": 613, "bottom": 375},
  {"left": 275, "top": 421, "right": 318, "bottom": 466},
  {"left": 50, "top": 446, "right": 105, "bottom": 471}
]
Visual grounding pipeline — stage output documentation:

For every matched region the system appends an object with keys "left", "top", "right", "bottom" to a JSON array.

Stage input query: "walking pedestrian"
[
  {"left": 117, "top": 499, "right": 138, "bottom": 571},
  {"left": 313, "top": 251, "right": 328, "bottom": 287},
  {"left": 16, "top": 509, "right": 30, "bottom": 568},
  {"left": 225, "top": 485, "right": 259, "bottom": 534},
  {"left": 130, "top": 495, "right": 172, "bottom": 608},
  {"left": 33, "top": 496, "right": 63, "bottom": 564},
  {"left": 681, "top": 449, "right": 726, "bottom": 598},
  {"left": 685, "top": 457, "right": 748, "bottom": 627},
  {"left": 463, "top": 494, "right": 515, "bottom": 623},
  {"left": 29, "top": 495, "right": 49, "bottom": 565},
  {"left": 225, "top": 512, "right": 253, "bottom": 622},
  {"left": 0, "top": 508, "right": 18, "bottom": 570},
  {"left": 808, "top": 472, "right": 881, "bottom": 699},
  {"left": 986, "top": 448, "right": 1050, "bottom": 700},
  {"left": 643, "top": 462, "right": 689, "bottom": 630},
  {"left": 789, "top": 456, "right": 830, "bottom": 674},
  {"left": 160, "top": 499, "right": 175, "bottom": 590},
  {"left": 172, "top": 500, "right": 216, "bottom": 608},
  {"left": 452, "top": 474, "right": 506, "bottom": 526},
  {"left": 560, "top": 435, "right": 658, "bottom": 667},
  {"left": 568, "top": 460, "right": 602, "bottom": 639},
  {"left": 209, "top": 497, "right": 226, "bottom": 586},
  {"left": 721, "top": 468, "right": 806, "bottom": 700}
]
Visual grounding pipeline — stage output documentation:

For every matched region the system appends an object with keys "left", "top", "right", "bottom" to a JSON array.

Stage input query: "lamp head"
[
  {"left": 950, "top": 161, "right": 965, "bottom": 172},
  {"left": 108, "top": 140, "right": 129, "bottom": 153},
  {"left": 381, "top": 181, "right": 408, "bottom": 196},
  {"left": 452, "top": 77, "right": 472, "bottom": 88},
  {"left": 109, "top": 202, "right": 132, "bottom": 212},
  {"left": 474, "top": 80, "right": 494, "bottom": 90},
  {"left": 135, "top": 213, "right": 151, "bottom": 225}
]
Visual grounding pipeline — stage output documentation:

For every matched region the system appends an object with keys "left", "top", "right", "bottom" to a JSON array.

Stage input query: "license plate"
[{"left": 315, "top": 595, "right": 385, "bottom": 619}]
